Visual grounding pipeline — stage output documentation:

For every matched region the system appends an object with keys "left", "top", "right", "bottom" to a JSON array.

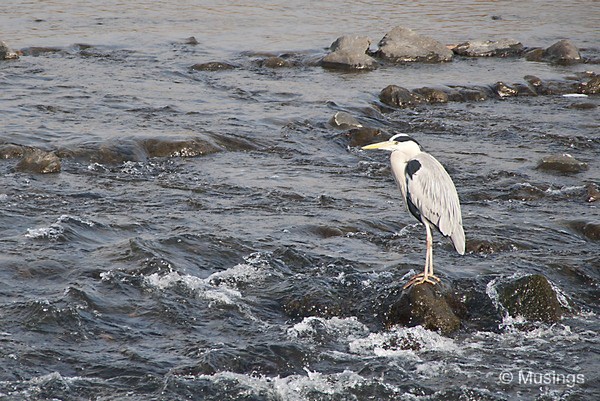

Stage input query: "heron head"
[{"left": 361, "top": 133, "right": 421, "bottom": 152}]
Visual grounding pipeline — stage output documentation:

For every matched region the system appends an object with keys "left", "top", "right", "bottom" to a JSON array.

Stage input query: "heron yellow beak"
[{"left": 362, "top": 141, "right": 390, "bottom": 150}]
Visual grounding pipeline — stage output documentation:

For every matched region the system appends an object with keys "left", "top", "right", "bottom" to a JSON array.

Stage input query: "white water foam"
[
  {"left": 25, "top": 214, "right": 95, "bottom": 240},
  {"left": 144, "top": 252, "right": 278, "bottom": 312},
  {"left": 348, "top": 325, "right": 459, "bottom": 359}
]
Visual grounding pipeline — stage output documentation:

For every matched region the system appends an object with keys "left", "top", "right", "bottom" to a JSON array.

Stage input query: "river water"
[{"left": 1, "top": 1, "right": 599, "bottom": 400}]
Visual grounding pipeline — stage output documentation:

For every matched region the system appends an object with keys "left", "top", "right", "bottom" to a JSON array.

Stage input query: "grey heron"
[{"left": 362, "top": 133, "right": 465, "bottom": 288}]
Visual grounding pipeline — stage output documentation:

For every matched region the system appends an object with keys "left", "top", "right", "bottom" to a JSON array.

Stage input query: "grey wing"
[{"left": 405, "top": 153, "right": 465, "bottom": 254}]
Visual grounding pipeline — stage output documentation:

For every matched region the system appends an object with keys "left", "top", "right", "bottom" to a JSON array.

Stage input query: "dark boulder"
[
  {"left": 525, "top": 39, "right": 582, "bottom": 65},
  {"left": 452, "top": 39, "right": 524, "bottom": 57},
  {"left": 537, "top": 154, "right": 588, "bottom": 174},
  {"left": 321, "top": 35, "right": 378, "bottom": 71},
  {"left": 379, "top": 85, "right": 423, "bottom": 108},
  {"left": 344, "top": 127, "right": 389, "bottom": 148},
  {"left": 384, "top": 283, "right": 462, "bottom": 335},
  {"left": 376, "top": 26, "right": 453, "bottom": 63},
  {"left": 497, "top": 274, "right": 566, "bottom": 323},
  {"left": 544, "top": 39, "right": 582, "bottom": 64},
  {"left": 524, "top": 48, "right": 545, "bottom": 62},
  {"left": 16, "top": 149, "right": 61, "bottom": 174}
]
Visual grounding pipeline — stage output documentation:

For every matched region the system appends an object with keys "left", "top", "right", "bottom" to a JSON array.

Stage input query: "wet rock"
[
  {"left": 568, "top": 221, "right": 600, "bottom": 241},
  {"left": 260, "top": 56, "right": 289, "bottom": 68},
  {"left": 310, "top": 225, "right": 345, "bottom": 238},
  {"left": 492, "top": 82, "right": 519, "bottom": 98},
  {"left": 321, "top": 35, "right": 378, "bottom": 71},
  {"left": 67, "top": 140, "right": 148, "bottom": 164},
  {"left": 522, "top": 75, "right": 573, "bottom": 96},
  {"left": 384, "top": 283, "right": 461, "bottom": 335},
  {"left": 537, "top": 154, "right": 588, "bottom": 174},
  {"left": 525, "top": 40, "right": 582, "bottom": 65},
  {"left": 577, "top": 74, "right": 600, "bottom": 95},
  {"left": 376, "top": 26, "right": 453, "bottom": 63},
  {"left": 345, "top": 127, "right": 389, "bottom": 148},
  {"left": 142, "top": 138, "right": 221, "bottom": 158},
  {"left": 379, "top": 85, "right": 423, "bottom": 108},
  {"left": 585, "top": 183, "right": 600, "bottom": 202},
  {"left": 16, "top": 149, "right": 61, "bottom": 174},
  {"left": 0, "top": 144, "right": 26, "bottom": 159},
  {"left": 412, "top": 87, "right": 449, "bottom": 104},
  {"left": 452, "top": 39, "right": 524, "bottom": 57},
  {"left": 497, "top": 274, "right": 565, "bottom": 323},
  {"left": 282, "top": 292, "right": 343, "bottom": 319},
  {"left": 524, "top": 74, "right": 543, "bottom": 89},
  {"left": 329, "top": 111, "right": 362, "bottom": 129},
  {"left": 513, "top": 83, "right": 537, "bottom": 97},
  {"left": 524, "top": 48, "right": 545, "bottom": 62},
  {"left": 544, "top": 39, "right": 582, "bottom": 64},
  {"left": 466, "top": 238, "right": 521, "bottom": 254},
  {"left": 0, "top": 41, "right": 19, "bottom": 60},
  {"left": 449, "top": 86, "right": 493, "bottom": 102},
  {"left": 184, "top": 36, "right": 199, "bottom": 45},
  {"left": 190, "top": 61, "right": 236, "bottom": 71}
]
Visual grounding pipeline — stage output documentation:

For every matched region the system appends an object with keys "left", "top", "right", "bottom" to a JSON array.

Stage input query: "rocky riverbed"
[{"left": 1, "top": 2, "right": 599, "bottom": 400}]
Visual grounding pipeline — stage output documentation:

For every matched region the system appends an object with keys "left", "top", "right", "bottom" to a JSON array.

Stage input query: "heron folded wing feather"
[{"left": 405, "top": 153, "right": 465, "bottom": 254}]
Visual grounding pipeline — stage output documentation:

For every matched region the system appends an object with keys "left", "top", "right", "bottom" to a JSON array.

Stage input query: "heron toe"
[{"left": 403, "top": 273, "right": 441, "bottom": 289}]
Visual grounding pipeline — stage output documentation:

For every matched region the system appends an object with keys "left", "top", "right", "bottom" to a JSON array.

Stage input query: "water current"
[{"left": 1, "top": 1, "right": 599, "bottom": 400}]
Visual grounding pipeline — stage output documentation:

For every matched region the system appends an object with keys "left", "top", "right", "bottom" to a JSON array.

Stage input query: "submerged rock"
[
  {"left": 190, "top": 61, "right": 236, "bottom": 71},
  {"left": 497, "top": 274, "right": 566, "bottom": 323},
  {"left": 585, "top": 183, "right": 600, "bottom": 202},
  {"left": 0, "top": 41, "right": 19, "bottom": 60},
  {"left": 20, "top": 46, "right": 64, "bottom": 56},
  {"left": 384, "top": 283, "right": 462, "bottom": 335},
  {"left": 321, "top": 35, "right": 378, "bottom": 71},
  {"left": 376, "top": 26, "right": 453, "bottom": 63},
  {"left": 16, "top": 149, "right": 61, "bottom": 174},
  {"left": 567, "top": 221, "right": 600, "bottom": 241},
  {"left": 537, "top": 154, "right": 588, "bottom": 174},
  {"left": 142, "top": 138, "right": 221, "bottom": 158},
  {"left": 260, "top": 56, "right": 289, "bottom": 68},
  {"left": 379, "top": 85, "right": 423, "bottom": 108},
  {"left": 452, "top": 39, "right": 524, "bottom": 57}
]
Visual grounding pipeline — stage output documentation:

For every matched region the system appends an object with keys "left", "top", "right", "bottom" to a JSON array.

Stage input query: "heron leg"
[{"left": 403, "top": 221, "right": 441, "bottom": 289}]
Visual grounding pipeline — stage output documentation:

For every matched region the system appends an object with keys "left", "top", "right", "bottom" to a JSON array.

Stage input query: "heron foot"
[{"left": 403, "top": 273, "right": 441, "bottom": 289}]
